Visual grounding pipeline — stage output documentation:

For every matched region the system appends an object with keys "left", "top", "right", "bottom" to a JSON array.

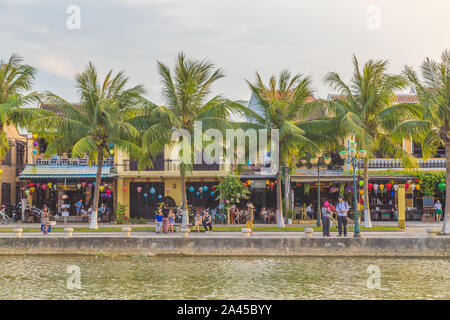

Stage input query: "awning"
[{"left": 19, "top": 165, "right": 113, "bottom": 179}]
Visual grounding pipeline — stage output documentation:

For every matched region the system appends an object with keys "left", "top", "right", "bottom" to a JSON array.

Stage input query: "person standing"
[
  {"left": 261, "top": 207, "right": 268, "bottom": 224},
  {"left": 435, "top": 199, "right": 443, "bottom": 223},
  {"left": 246, "top": 203, "right": 255, "bottom": 233},
  {"left": 40, "top": 204, "right": 51, "bottom": 236},
  {"left": 203, "top": 211, "right": 213, "bottom": 233},
  {"left": 321, "top": 201, "right": 331, "bottom": 237},
  {"left": 162, "top": 204, "right": 170, "bottom": 234},
  {"left": 75, "top": 199, "right": 83, "bottom": 219},
  {"left": 336, "top": 196, "right": 349, "bottom": 237},
  {"left": 155, "top": 210, "right": 163, "bottom": 233}
]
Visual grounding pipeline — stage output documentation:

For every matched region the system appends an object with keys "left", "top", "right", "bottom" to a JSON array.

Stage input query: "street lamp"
[
  {"left": 340, "top": 142, "right": 366, "bottom": 237},
  {"left": 310, "top": 155, "right": 331, "bottom": 227}
]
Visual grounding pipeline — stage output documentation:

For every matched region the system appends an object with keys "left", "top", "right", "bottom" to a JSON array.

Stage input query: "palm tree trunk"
[
  {"left": 180, "top": 171, "right": 189, "bottom": 227},
  {"left": 284, "top": 158, "right": 290, "bottom": 223},
  {"left": 363, "top": 157, "right": 372, "bottom": 228},
  {"left": 441, "top": 138, "right": 450, "bottom": 234},
  {"left": 276, "top": 167, "right": 285, "bottom": 228},
  {"left": 89, "top": 146, "right": 103, "bottom": 230}
]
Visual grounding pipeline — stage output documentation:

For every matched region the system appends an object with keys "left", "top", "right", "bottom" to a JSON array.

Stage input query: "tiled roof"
[{"left": 327, "top": 93, "right": 418, "bottom": 104}]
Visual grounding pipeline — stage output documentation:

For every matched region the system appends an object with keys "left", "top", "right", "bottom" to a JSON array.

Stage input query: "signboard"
[
  {"left": 423, "top": 196, "right": 434, "bottom": 209},
  {"left": 251, "top": 180, "right": 266, "bottom": 189}
]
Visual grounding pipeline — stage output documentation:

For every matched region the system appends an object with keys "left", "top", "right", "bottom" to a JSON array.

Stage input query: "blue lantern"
[
  {"left": 143, "top": 193, "right": 148, "bottom": 197},
  {"left": 158, "top": 194, "right": 163, "bottom": 199},
  {"left": 150, "top": 187, "right": 156, "bottom": 194},
  {"left": 109, "top": 142, "right": 114, "bottom": 148},
  {"left": 196, "top": 191, "right": 200, "bottom": 196},
  {"left": 189, "top": 187, "right": 195, "bottom": 193},
  {"left": 203, "top": 186, "right": 208, "bottom": 192},
  {"left": 210, "top": 192, "right": 214, "bottom": 196}
]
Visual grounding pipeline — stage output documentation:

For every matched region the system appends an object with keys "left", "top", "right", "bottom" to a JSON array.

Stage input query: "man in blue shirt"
[
  {"left": 75, "top": 199, "right": 83, "bottom": 217},
  {"left": 155, "top": 210, "right": 163, "bottom": 233},
  {"left": 336, "top": 196, "right": 349, "bottom": 237}
]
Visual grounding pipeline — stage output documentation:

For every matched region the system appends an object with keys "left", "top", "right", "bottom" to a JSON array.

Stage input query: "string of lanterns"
[{"left": 22, "top": 181, "right": 114, "bottom": 197}]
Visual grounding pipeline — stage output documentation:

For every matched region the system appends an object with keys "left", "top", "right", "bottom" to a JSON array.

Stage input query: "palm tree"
[
  {"left": 29, "top": 62, "right": 145, "bottom": 229},
  {"left": 0, "top": 54, "right": 39, "bottom": 160},
  {"left": 246, "top": 70, "right": 323, "bottom": 227},
  {"left": 139, "top": 52, "right": 247, "bottom": 227},
  {"left": 395, "top": 49, "right": 450, "bottom": 234},
  {"left": 324, "top": 55, "right": 418, "bottom": 228}
]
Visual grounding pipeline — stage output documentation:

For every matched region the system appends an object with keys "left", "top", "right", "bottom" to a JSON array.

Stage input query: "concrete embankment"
[{"left": 0, "top": 236, "right": 449, "bottom": 257}]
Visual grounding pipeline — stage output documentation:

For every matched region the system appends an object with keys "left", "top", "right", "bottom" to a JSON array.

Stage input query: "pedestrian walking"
[
  {"left": 321, "top": 201, "right": 331, "bottom": 237},
  {"left": 40, "top": 204, "right": 51, "bottom": 236},
  {"left": 435, "top": 199, "right": 443, "bottom": 222},
  {"left": 162, "top": 204, "right": 170, "bottom": 234},
  {"left": 246, "top": 203, "right": 255, "bottom": 233},
  {"left": 155, "top": 210, "right": 163, "bottom": 233},
  {"left": 336, "top": 195, "right": 349, "bottom": 237}
]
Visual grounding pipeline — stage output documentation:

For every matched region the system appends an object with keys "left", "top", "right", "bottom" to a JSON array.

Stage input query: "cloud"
[{"left": 36, "top": 54, "right": 78, "bottom": 79}]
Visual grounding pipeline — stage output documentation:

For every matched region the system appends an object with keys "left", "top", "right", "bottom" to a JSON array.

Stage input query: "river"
[{"left": 0, "top": 256, "right": 449, "bottom": 299}]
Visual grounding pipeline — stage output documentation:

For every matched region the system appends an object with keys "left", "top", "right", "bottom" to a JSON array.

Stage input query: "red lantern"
[
  {"left": 404, "top": 183, "right": 409, "bottom": 190},
  {"left": 269, "top": 182, "right": 275, "bottom": 191},
  {"left": 123, "top": 186, "right": 128, "bottom": 192},
  {"left": 386, "top": 183, "right": 392, "bottom": 191},
  {"left": 81, "top": 182, "right": 87, "bottom": 187},
  {"left": 368, "top": 183, "right": 373, "bottom": 191},
  {"left": 243, "top": 182, "right": 248, "bottom": 188},
  {"left": 29, "top": 182, "right": 35, "bottom": 187}
]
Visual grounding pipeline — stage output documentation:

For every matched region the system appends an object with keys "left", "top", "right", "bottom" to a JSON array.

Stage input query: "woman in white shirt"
[{"left": 435, "top": 200, "right": 443, "bottom": 222}]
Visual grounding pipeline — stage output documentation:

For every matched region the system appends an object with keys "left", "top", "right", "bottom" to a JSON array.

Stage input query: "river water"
[{"left": 0, "top": 255, "right": 449, "bottom": 299}]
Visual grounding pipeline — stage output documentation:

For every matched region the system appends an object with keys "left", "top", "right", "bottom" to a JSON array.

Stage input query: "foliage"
[
  {"left": 416, "top": 171, "right": 446, "bottom": 196},
  {"left": 115, "top": 203, "right": 128, "bottom": 224},
  {"left": 215, "top": 171, "right": 250, "bottom": 205},
  {"left": 129, "top": 217, "right": 148, "bottom": 224}
]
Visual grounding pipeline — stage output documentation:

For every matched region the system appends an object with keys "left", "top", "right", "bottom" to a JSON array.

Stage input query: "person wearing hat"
[
  {"left": 336, "top": 195, "right": 349, "bottom": 237},
  {"left": 246, "top": 203, "right": 255, "bottom": 233},
  {"left": 321, "top": 201, "right": 331, "bottom": 237}
]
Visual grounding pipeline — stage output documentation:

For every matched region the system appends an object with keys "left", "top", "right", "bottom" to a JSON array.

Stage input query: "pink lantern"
[
  {"left": 106, "top": 189, "right": 112, "bottom": 195},
  {"left": 404, "top": 183, "right": 409, "bottom": 190},
  {"left": 386, "top": 183, "right": 392, "bottom": 191},
  {"left": 137, "top": 186, "right": 142, "bottom": 193},
  {"left": 88, "top": 183, "right": 93, "bottom": 189},
  {"left": 42, "top": 184, "right": 47, "bottom": 190},
  {"left": 166, "top": 187, "right": 170, "bottom": 193}
]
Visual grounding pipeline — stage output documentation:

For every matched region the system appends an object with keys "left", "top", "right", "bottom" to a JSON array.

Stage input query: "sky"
[{"left": 0, "top": 0, "right": 449, "bottom": 104}]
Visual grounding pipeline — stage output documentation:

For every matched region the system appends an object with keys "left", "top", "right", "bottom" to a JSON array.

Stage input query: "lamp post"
[
  {"left": 310, "top": 155, "right": 331, "bottom": 227},
  {"left": 339, "top": 141, "right": 366, "bottom": 237}
]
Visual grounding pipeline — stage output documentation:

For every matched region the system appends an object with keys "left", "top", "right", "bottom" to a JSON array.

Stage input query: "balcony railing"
[
  {"left": 35, "top": 155, "right": 114, "bottom": 166},
  {"left": 365, "top": 159, "right": 445, "bottom": 169}
]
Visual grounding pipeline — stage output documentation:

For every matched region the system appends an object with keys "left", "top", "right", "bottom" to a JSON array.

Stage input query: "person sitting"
[
  {"left": 98, "top": 203, "right": 106, "bottom": 222},
  {"left": 169, "top": 210, "right": 175, "bottom": 233},
  {"left": 391, "top": 205, "right": 398, "bottom": 221},
  {"left": 306, "top": 204, "right": 314, "bottom": 219},
  {"left": 202, "top": 211, "right": 213, "bottom": 233},
  {"left": 154, "top": 210, "right": 163, "bottom": 233},
  {"left": 193, "top": 212, "right": 202, "bottom": 232}
]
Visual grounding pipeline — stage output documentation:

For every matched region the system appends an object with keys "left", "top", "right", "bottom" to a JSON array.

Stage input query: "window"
[
  {"left": 3, "top": 140, "right": 12, "bottom": 165},
  {"left": 1, "top": 183, "right": 11, "bottom": 205}
]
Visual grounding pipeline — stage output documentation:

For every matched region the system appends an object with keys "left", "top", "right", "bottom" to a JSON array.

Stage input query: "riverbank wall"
[{"left": 0, "top": 236, "right": 449, "bottom": 257}]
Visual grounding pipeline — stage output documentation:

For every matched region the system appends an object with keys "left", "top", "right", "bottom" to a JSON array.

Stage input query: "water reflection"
[{"left": 0, "top": 256, "right": 449, "bottom": 299}]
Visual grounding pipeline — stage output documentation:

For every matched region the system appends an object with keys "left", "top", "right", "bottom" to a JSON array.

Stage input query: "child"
[{"left": 169, "top": 210, "right": 175, "bottom": 232}]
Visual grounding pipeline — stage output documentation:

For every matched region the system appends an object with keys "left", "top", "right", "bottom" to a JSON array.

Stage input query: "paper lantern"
[
  {"left": 47, "top": 183, "right": 52, "bottom": 188},
  {"left": 266, "top": 180, "right": 270, "bottom": 185},
  {"left": 368, "top": 183, "right": 373, "bottom": 191},
  {"left": 210, "top": 192, "right": 214, "bottom": 196},
  {"left": 99, "top": 186, "right": 104, "bottom": 192},
  {"left": 123, "top": 186, "right": 128, "bottom": 192},
  {"left": 359, "top": 180, "right": 364, "bottom": 187},
  {"left": 247, "top": 180, "right": 251, "bottom": 185},
  {"left": 203, "top": 186, "right": 208, "bottom": 191},
  {"left": 211, "top": 186, "right": 216, "bottom": 191},
  {"left": 32, "top": 149, "right": 37, "bottom": 155},
  {"left": 416, "top": 184, "right": 420, "bottom": 191},
  {"left": 189, "top": 187, "right": 195, "bottom": 193},
  {"left": 25, "top": 189, "right": 30, "bottom": 196},
  {"left": 150, "top": 187, "right": 156, "bottom": 194},
  {"left": 404, "top": 183, "right": 409, "bottom": 190},
  {"left": 21, "top": 187, "right": 25, "bottom": 191},
  {"left": 196, "top": 191, "right": 200, "bottom": 196},
  {"left": 389, "top": 179, "right": 394, "bottom": 185},
  {"left": 0, "top": 169, "right": 2, "bottom": 174},
  {"left": 360, "top": 190, "right": 364, "bottom": 195},
  {"left": 33, "top": 141, "right": 38, "bottom": 147},
  {"left": 410, "top": 184, "right": 416, "bottom": 191},
  {"left": 77, "top": 184, "right": 81, "bottom": 190},
  {"left": 143, "top": 193, "right": 148, "bottom": 197},
  {"left": 393, "top": 184, "right": 398, "bottom": 191},
  {"left": 379, "top": 184, "right": 384, "bottom": 191},
  {"left": 30, "top": 187, "right": 35, "bottom": 192},
  {"left": 386, "top": 183, "right": 392, "bottom": 191},
  {"left": 81, "top": 182, "right": 87, "bottom": 187},
  {"left": 88, "top": 183, "right": 93, "bottom": 189},
  {"left": 166, "top": 187, "right": 170, "bottom": 193},
  {"left": 42, "top": 184, "right": 47, "bottom": 190},
  {"left": 109, "top": 142, "right": 114, "bottom": 148},
  {"left": 109, "top": 150, "right": 114, "bottom": 155},
  {"left": 373, "top": 184, "right": 378, "bottom": 191},
  {"left": 29, "top": 182, "right": 35, "bottom": 187},
  {"left": 36, "top": 183, "right": 41, "bottom": 188},
  {"left": 137, "top": 186, "right": 142, "bottom": 193},
  {"left": 32, "top": 133, "right": 38, "bottom": 140},
  {"left": 438, "top": 182, "right": 446, "bottom": 193},
  {"left": 106, "top": 189, "right": 112, "bottom": 195},
  {"left": 157, "top": 194, "right": 163, "bottom": 199}
]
